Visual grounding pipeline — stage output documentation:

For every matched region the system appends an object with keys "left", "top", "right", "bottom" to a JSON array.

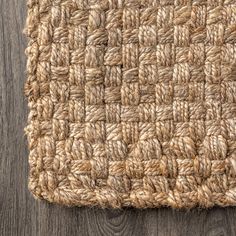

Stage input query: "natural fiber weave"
[{"left": 25, "top": 0, "right": 236, "bottom": 208}]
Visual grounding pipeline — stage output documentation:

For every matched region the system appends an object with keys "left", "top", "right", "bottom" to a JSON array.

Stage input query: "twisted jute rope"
[{"left": 24, "top": 0, "right": 236, "bottom": 208}]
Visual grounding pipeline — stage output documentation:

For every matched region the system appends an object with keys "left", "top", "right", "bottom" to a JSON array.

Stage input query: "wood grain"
[{"left": 1, "top": 1, "right": 236, "bottom": 235}]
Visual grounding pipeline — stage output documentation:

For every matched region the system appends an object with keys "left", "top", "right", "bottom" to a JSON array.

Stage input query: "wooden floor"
[{"left": 1, "top": 1, "right": 236, "bottom": 235}]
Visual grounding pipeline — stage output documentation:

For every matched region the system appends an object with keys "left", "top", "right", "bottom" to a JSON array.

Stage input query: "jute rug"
[{"left": 24, "top": 0, "right": 236, "bottom": 208}]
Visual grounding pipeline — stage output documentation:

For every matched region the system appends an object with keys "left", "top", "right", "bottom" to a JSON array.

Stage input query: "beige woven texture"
[{"left": 25, "top": 0, "right": 236, "bottom": 208}]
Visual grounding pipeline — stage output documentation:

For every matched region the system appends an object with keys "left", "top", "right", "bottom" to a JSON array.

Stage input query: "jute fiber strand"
[{"left": 24, "top": 0, "right": 236, "bottom": 208}]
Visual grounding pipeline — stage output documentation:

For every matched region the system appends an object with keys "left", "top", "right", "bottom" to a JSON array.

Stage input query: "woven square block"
[{"left": 25, "top": 0, "right": 236, "bottom": 208}]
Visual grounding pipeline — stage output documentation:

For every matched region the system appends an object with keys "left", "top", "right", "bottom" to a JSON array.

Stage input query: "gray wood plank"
[{"left": 1, "top": 1, "right": 236, "bottom": 236}]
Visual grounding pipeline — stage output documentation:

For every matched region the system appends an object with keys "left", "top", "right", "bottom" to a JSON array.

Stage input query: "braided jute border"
[{"left": 24, "top": 0, "right": 236, "bottom": 208}]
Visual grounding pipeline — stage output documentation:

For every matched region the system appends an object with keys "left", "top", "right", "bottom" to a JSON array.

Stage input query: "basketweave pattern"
[{"left": 25, "top": 0, "right": 236, "bottom": 208}]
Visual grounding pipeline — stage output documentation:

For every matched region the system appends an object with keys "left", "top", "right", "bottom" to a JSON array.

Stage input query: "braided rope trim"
[{"left": 24, "top": 0, "right": 236, "bottom": 208}]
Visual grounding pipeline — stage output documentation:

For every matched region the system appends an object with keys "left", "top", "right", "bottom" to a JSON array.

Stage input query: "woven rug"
[{"left": 24, "top": 0, "right": 236, "bottom": 208}]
